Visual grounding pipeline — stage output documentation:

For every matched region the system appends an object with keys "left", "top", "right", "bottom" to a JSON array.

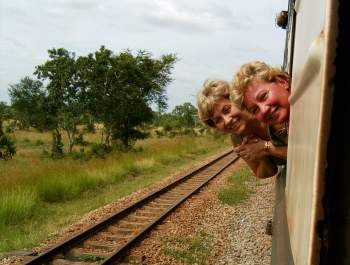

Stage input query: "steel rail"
[
  {"left": 24, "top": 149, "right": 237, "bottom": 265},
  {"left": 102, "top": 154, "right": 239, "bottom": 264}
]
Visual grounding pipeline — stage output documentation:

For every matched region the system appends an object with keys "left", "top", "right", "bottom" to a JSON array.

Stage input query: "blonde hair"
[
  {"left": 197, "top": 79, "right": 231, "bottom": 127},
  {"left": 231, "top": 61, "right": 289, "bottom": 110}
]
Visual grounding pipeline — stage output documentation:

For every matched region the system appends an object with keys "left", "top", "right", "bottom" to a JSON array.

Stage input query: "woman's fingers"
[{"left": 234, "top": 146, "right": 244, "bottom": 153}]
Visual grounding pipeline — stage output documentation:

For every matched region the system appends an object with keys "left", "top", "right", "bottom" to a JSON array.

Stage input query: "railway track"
[{"left": 25, "top": 149, "right": 238, "bottom": 265}]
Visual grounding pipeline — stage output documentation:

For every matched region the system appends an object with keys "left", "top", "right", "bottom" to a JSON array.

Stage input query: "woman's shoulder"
[{"left": 267, "top": 124, "right": 288, "bottom": 146}]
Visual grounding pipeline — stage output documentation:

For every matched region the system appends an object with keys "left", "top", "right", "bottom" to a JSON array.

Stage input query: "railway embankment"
[{"left": 1, "top": 155, "right": 274, "bottom": 265}]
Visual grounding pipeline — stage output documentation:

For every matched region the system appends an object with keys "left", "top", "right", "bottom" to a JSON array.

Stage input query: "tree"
[
  {"left": 8, "top": 77, "right": 52, "bottom": 130},
  {"left": 171, "top": 102, "right": 198, "bottom": 128},
  {"left": 35, "top": 48, "right": 88, "bottom": 153},
  {"left": 81, "top": 46, "right": 177, "bottom": 148}
]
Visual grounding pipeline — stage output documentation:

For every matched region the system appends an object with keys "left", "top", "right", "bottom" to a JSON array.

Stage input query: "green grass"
[
  {"left": 218, "top": 166, "right": 254, "bottom": 205},
  {"left": 0, "top": 132, "right": 229, "bottom": 252},
  {"left": 163, "top": 231, "right": 213, "bottom": 265},
  {"left": 0, "top": 189, "right": 38, "bottom": 225}
]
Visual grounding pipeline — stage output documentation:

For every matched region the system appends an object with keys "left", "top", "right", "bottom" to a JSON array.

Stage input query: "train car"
[{"left": 272, "top": 0, "right": 349, "bottom": 264}]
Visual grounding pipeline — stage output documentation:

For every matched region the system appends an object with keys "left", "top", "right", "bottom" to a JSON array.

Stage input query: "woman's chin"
[
  {"left": 234, "top": 125, "right": 245, "bottom": 136},
  {"left": 270, "top": 111, "right": 289, "bottom": 125}
]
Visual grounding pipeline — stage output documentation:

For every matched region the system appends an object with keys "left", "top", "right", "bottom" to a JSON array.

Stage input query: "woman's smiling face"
[
  {"left": 243, "top": 78, "right": 290, "bottom": 125},
  {"left": 212, "top": 98, "right": 250, "bottom": 135}
]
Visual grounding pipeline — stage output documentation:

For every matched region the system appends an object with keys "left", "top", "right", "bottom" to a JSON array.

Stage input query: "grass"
[
  {"left": 218, "top": 165, "right": 255, "bottom": 205},
  {"left": 0, "top": 130, "right": 229, "bottom": 252},
  {"left": 162, "top": 231, "right": 213, "bottom": 265}
]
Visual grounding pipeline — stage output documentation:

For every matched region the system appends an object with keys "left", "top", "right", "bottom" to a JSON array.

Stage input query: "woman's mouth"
[
  {"left": 268, "top": 106, "right": 279, "bottom": 122},
  {"left": 228, "top": 117, "right": 240, "bottom": 132}
]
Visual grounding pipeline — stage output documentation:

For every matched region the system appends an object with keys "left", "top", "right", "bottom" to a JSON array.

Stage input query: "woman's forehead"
[
  {"left": 213, "top": 98, "right": 239, "bottom": 113},
  {"left": 247, "top": 79, "right": 267, "bottom": 91},
  {"left": 244, "top": 80, "right": 269, "bottom": 99}
]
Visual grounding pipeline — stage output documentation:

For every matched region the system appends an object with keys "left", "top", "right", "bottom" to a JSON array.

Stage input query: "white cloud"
[{"left": 0, "top": 0, "right": 288, "bottom": 110}]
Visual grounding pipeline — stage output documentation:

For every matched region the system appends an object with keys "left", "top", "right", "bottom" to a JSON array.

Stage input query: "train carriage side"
[{"left": 272, "top": 0, "right": 350, "bottom": 264}]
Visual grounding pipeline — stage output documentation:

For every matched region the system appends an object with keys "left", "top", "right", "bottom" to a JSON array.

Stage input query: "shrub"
[
  {"left": 155, "top": 129, "right": 165, "bottom": 138},
  {"left": 72, "top": 148, "right": 90, "bottom": 161},
  {"left": 75, "top": 133, "right": 88, "bottom": 146},
  {"left": 84, "top": 122, "right": 96, "bottom": 133},
  {"left": 89, "top": 143, "right": 112, "bottom": 158},
  {"left": 0, "top": 134, "right": 16, "bottom": 160},
  {"left": 5, "top": 122, "right": 16, "bottom": 133},
  {"left": 35, "top": 139, "right": 45, "bottom": 146}
]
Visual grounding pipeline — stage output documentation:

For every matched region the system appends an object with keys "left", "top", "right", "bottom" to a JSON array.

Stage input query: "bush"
[
  {"left": 168, "top": 131, "right": 177, "bottom": 138},
  {"left": 84, "top": 122, "right": 95, "bottom": 133},
  {"left": 35, "top": 139, "right": 45, "bottom": 146},
  {"left": 89, "top": 143, "right": 112, "bottom": 158},
  {"left": 197, "top": 127, "right": 206, "bottom": 135},
  {"left": 75, "top": 133, "right": 88, "bottom": 146},
  {"left": 0, "top": 134, "right": 16, "bottom": 160},
  {"left": 155, "top": 129, "right": 165, "bottom": 138},
  {"left": 5, "top": 123, "right": 16, "bottom": 133},
  {"left": 72, "top": 148, "right": 90, "bottom": 161},
  {"left": 181, "top": 128, "right": 195, "bottom": 135}
]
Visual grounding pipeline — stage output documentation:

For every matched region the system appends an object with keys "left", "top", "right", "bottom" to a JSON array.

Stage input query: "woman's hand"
[{"left": 234, "top": 136, "right": 267, "bottom": 161}]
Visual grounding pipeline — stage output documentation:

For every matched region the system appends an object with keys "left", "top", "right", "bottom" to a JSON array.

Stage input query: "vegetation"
[
  {"left": 8, "top": 77, "right": 49, "bottom": 131},
  {"left": 0, "top": 45, "right": 230, "bottom": 254},
  {"left": 80, "top": 47, "right": 177, "bottom": 148},
  {"left": 218, "top": 166, "right": 254, "bottom": 205},
  {"left": 0, "top": 131, "right": 229, "bottom": 252},
  {"left": 8, "top": 46, "right": 177, "bottom": 154},
  {"left": 163, "top": 231, "right": 213, "bottom": 265},
  {"left": 0, "top": 102, "right": 16, "bottom": 160}
]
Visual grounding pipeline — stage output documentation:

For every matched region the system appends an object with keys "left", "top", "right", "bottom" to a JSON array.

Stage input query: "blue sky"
[{"left": 0, "top": 0, "right": 288, "bottom": 111}]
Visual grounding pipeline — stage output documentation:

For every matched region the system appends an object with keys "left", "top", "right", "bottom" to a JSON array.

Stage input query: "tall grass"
[
  {"left": 0, "top": 133, "right": 229, "bottom": 252},
  {"left": 0, "top": 189, "right": 38, "bottom": 225}
]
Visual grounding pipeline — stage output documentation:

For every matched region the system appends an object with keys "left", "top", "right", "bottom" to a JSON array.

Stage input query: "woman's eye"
[
  {"left": 260, "top": 91, "right": 268, "bottom": 101},
  {"left": 222, "top": 105, "right": 230, "bottom": 113},
  {"left": 249, "top": 107, "right": 258, "bottom": 114},
  {"left": 214, "top": 118, "right": 222, "bottom": 125}
]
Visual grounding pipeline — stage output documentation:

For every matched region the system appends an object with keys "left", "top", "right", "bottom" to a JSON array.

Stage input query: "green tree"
[
  {"left": 81, "top": 46, "right": 177, "bottom": 148},
  {"left": 171, "top": 102, "right": 198, "bottom": 128},
  {"left": 8, "top": 77, "right": 52, "bottom": 130},
  {"left": 35, "top": 48, "right": 88, "bottom": 153}
]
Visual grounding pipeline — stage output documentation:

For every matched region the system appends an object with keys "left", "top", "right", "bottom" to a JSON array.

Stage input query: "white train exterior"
[{"left": 272, "top": 0, "right": 349, "bottom": 264}]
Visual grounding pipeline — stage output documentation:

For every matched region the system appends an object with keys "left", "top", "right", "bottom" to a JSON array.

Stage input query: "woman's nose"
[
  {"left": 259, "top": 105, "right": 270, "bottom": 120},
  {"left": 223, "top": 115, "right": 231, "bottom": 126}
]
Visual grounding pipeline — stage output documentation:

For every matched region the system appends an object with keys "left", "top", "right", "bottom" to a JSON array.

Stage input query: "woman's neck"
[{"left": 246, "top": 119, "right": 269, "bottom": 140}]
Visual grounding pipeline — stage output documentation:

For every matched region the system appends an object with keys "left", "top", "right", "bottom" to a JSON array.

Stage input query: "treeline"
[{"left": 0, "top": 46, "right": 205, "bottom": 160}]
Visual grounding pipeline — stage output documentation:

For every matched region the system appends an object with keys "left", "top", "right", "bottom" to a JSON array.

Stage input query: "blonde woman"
[
  {"left": 231, "top": 61, "right": 290, "bottom": 161},
  {"left": 197, "top": 79, "right": 277, "bottom": 179}
]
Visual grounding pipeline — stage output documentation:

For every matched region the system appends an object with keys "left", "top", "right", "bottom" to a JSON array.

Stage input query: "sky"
[{"left": 0, "top": 0, "right": 288, "bottom": 111}]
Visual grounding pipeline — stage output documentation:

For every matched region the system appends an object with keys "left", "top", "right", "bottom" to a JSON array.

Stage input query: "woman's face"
[
  {"left": 243, "top": 78, "right": 290, "bottom": 125},
  {"left": 212, "top": 98, "right": 250, "bottom": 135}
]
